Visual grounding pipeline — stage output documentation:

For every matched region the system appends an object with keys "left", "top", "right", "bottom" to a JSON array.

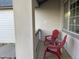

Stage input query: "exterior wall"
[
  {"left": 0, "top": 10, "right": 15, "bottom": 43},
  {"left": 35, "top": 0, "right": 62, "bottom": 36}
]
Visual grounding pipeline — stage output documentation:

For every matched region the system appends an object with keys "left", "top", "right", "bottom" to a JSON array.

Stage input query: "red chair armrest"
[
  {"left": 45, "top": 35, "right": 52, "bottom": 40},
  {"left": 45, "top": 35, "right": 52, "bottom": 38}
]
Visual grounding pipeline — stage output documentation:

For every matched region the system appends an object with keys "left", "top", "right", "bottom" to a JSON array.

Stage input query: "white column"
[{"left": 13, "top": 0, "right": 35, "bottom": 59}]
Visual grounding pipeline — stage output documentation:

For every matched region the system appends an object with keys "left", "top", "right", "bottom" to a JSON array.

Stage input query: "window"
[
  {"left": 63, "top": 0, "right": 69, "bottom": 30},
  {"left": 0, "top": 0, "right": 15, "bottom": 58},
  {"left": 0, "top": 0, "right": 15, "bottom": 42},
  {"left": 70, "top": 0, "right": 79, "bottom": 33},
  {"left": 63, "top": 0, "right": 79, "bottom": 34}
]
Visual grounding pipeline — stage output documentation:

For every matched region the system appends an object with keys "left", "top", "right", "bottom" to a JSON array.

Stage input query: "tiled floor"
[{"left": 36, "top": 40, "right": 72, "bottom": 59}]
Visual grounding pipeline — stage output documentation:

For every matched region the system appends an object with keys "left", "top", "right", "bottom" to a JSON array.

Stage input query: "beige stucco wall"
[{"left": 35, "top": 0, "right": 62, "bottom": 36}]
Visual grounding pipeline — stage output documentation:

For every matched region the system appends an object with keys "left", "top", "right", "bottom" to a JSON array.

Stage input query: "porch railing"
[
  {"left": 35, "top": 29, "right": 43, "bottom": 59},
  {"left": 35, "top": 29, "right": 43, "bottom": 40}
]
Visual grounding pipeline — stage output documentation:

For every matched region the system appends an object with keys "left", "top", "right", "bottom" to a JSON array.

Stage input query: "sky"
[{"left": 0, "top": 0, "right": 12, "bottom": 6}]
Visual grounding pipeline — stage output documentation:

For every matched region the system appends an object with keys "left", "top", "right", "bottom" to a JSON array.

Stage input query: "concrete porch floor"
[{"left": 36, "top": 40, "right": 72, "bottom": 59}]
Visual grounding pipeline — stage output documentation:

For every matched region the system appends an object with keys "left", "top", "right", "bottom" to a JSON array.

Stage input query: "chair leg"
[
  {"left": 44, "top": 41, "right": 46, "bottom": 45},
  {"left": 56, "top": 53, "right": 61, "bottom": 59},
  {"left": 57, "top": 55, "right": 61, "bottom": 59},
  {"left": 44, "top": 39, "right": 47, "bottom": 45},
  {"left": 44, "top": 49, "right": 47, "bottom": 59}
]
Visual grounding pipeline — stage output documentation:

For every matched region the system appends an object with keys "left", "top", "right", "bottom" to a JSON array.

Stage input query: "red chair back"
[
  {"left": 50, "top": 29, "right": 60, "bottom": 44},
  {"left": 51, "top": 29, "right": 60, "bottom": 39},
  {"left": 59, "top": 35, "right": 67, "bottom": 48}
]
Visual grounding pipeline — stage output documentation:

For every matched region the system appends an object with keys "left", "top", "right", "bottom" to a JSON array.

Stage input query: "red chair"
[
  {"left": 44, "top": 29, "right": 60, "bottom": 45},
  {"left": 44, "top": 35, "right": 67, "bottom": 59}
]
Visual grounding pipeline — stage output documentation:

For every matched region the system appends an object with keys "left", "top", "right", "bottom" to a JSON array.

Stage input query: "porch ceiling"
[{"left": 36, "top": 0, "right": 48, "bottom": 7}]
